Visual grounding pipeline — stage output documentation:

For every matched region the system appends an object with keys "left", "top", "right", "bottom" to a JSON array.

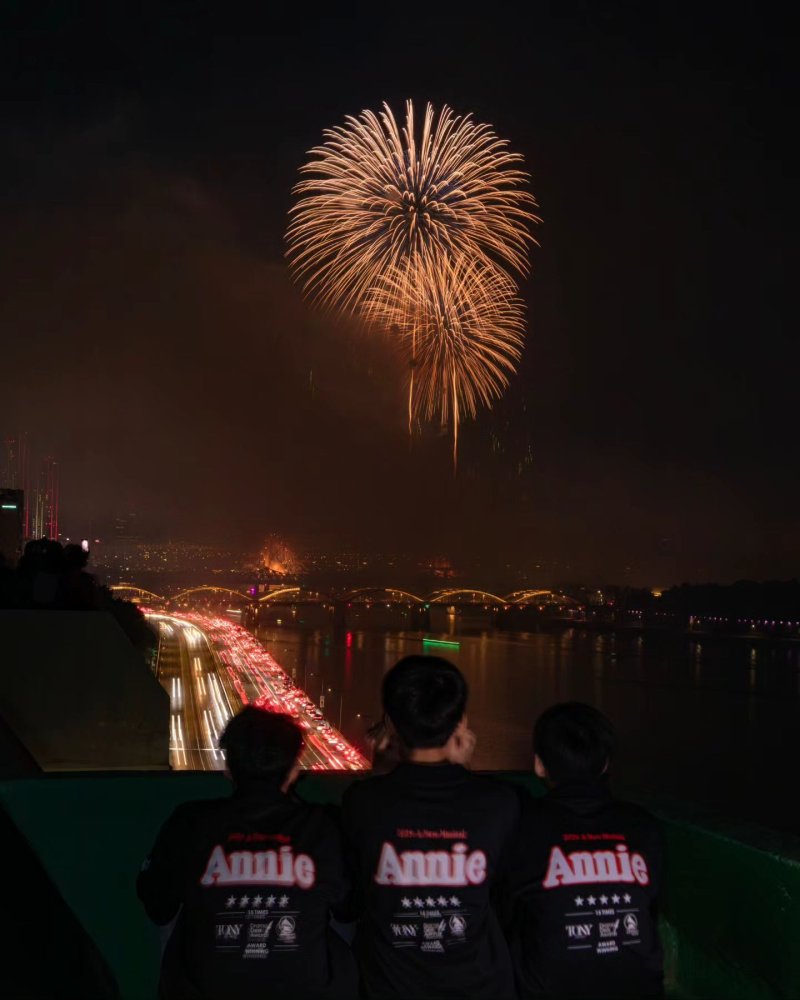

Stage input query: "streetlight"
[{"left": 328, "top": 686, "right": 344, "bottom": 730}]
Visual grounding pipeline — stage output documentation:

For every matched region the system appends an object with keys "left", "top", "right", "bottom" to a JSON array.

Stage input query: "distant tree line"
[
  {"left": 658, "top": 580, "right": 800, "bottom": 619},
  {"left": 606, "top": 580, "right": 800, "bottom": 620}
]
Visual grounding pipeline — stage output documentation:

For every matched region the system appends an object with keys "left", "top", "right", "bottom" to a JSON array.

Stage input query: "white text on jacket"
[
  {"left": 374, "top": 841, "right": 487, "bottom": 886},
  {"left": 200, "top": 845, "right": 316, "bottom": 888},
  {"left": 542, "top": 844, "right": 650, "bottom": 888}
]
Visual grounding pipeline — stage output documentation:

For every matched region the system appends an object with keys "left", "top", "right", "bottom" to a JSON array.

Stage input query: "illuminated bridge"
[{"left": 110, "top": 583, "right": 583, "bottom": 611}]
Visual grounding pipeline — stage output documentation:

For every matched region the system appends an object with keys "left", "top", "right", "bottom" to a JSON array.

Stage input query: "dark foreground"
[{"left": 2, "top": 771, "right": 798, "bottom": 1000}]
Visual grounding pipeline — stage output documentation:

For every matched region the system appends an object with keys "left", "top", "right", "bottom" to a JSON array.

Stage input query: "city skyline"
[{"left": 1, "top": 433, "right": 59, "bottom": 542}]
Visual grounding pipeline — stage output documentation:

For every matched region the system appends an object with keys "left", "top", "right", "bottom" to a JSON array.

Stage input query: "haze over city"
[{"left": 1, "top": 6, "right": 794, "bottom": 585}]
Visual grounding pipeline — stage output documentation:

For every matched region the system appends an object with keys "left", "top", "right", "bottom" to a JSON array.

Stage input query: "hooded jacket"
[
  {"left": 137, "top": 778, "right": 355, "bottom": 1000},
  {"left": 507, "top": 780, "right": 664, "bottom": 999},
  {"left": 342, "top": 762, "right": 520, "bottom": 999}
]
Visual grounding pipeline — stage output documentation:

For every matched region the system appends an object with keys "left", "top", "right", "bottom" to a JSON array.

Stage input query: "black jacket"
[
  {"left": 342, "top": 763, "right": 520, "bottom": 1000},
  {"left": 137, "top": 779, "right": 355, "bottom": 1000},
  {"left": 507, "top": 780, "right": 664, "bottom": 999}
]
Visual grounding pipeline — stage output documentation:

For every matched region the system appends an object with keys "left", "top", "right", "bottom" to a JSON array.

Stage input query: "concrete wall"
[
  {"left": 0, "top": 611, "right": 169, "bottom": 770},
  {"left": 644, "top": 794, "right": 800, "bottom": 1000}
]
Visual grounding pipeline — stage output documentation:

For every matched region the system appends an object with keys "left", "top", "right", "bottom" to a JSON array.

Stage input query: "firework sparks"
[
  {"left": 367, "top": 257, "right": 524, "bottom": 468},
  {"left": 286, "top": 100, "right": 538, "bottom": 465},
  {"left": 287, "top": 100, "right": 538, "bottom": 313}
]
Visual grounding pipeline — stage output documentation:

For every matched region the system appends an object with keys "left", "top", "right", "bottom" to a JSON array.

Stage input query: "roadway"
[{"left": 147, "top": 611, "right": 369, "bottom": 772}]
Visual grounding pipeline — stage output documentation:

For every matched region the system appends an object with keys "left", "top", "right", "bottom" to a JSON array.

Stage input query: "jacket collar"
[{"left": 547, "top": 777, "right": 613, "bottom": 813}]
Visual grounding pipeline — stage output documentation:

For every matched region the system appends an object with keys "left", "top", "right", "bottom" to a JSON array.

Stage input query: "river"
[{"left": 252, "top": 619, "right": 800, "bottom": 834}]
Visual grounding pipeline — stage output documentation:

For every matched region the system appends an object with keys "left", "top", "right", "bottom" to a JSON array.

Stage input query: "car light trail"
[
  {"left": 170, "top": 713, "right": 188, "bottom": 766},
  {"left": 147, "top": 611, "right": 369, "bottom": 771}
]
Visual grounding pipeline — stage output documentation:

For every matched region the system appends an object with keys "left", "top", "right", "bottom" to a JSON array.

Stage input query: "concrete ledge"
[{"left": 0, "top": 611, "right": 168, "bottom": 770}]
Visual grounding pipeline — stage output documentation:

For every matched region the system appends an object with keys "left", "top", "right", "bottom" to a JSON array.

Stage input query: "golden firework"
[
  {"left": 367, "top": 256, "right": 524, "bottom": 467},
  {"left": 286, "top": 100, "right": 538, "bottom": 466},
  {"left": 287, "top": 100, "right": 538, "bottom": 312}
]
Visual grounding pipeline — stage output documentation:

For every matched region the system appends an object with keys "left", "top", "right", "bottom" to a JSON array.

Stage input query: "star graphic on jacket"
[
  {"left": 586, "top": 896, "right": 596, "bottom": 906},
  {"left": 239, "top": 895, "right": 250, "bottom": 907},
  {"left": 611, "top": 895, "right": 621, "bottom": 904},
  {"left": 278, "top": 895, "right": 289, "bottom": 908},
  {"left": 623, "top": 894, "right": 632, "bottom": 904},
  {"left": 425, "top": 897, "right": 436, "bottom": 907},
  {"left": 413, "top": 897, "right": 424, "bottom": 908},
  {"left": 252, "top": 895, "right": 263, "bottom": 907},
  {"left": 449, "top": 896, "right": 461, "bottom": 907},
  {"left": 575, "top": 896, "right": 584, "bottom": 906},
  {"left": 599, "top": 895, "right": 609, "bottom": 905},
  {"left": 225, "top": 896, "right": 237, "bottom": 908},
  {"left": 437, "top": 896, "right": 448, "bottom": 907},
  {"left": 401, "top": 898, "right": 412, "bottom": 908},
  {"left": 266, "top": 895, "right": 276, "bottom": 907}
]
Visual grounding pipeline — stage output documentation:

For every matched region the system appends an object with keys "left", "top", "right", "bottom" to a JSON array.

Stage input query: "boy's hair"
[
  {"left": 219, "top": 707, "right": 303, "bottom": 783},
  {"left": 382, "top": 655, "right": 467, "bottom": 749},
  {"left": 533, "top": 702, "right": 614, "bottom": 783}
]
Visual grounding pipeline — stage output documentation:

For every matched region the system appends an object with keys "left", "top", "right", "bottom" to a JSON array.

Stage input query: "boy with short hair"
[
  {"left": 508, "top": 702, "right": 664, "bottom": 999},
  {"left": 342, "top": 655, "right": 519, "bottom": 999},
  {"left": 137, "top": 707, "right": 355, "bottom": 1000}
]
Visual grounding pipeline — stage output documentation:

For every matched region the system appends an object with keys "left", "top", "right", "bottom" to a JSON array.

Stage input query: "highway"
[{"left": 146, "top": 611, "right": 369, "bottom": 772}]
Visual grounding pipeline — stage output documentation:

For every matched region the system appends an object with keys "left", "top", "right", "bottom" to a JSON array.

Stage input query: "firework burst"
[
  {"left": 286, "top": 100, "right": 538, "bottom": 466},
  {"left": 287, "top": 100, "right": 538, "bottom": 312},
  {"left": 367, "top": 256, "right": 524, "bottom": 467}
]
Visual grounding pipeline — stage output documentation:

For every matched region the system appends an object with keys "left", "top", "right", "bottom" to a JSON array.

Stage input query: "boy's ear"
[
  {"left": 384, "top": 714, "right": 398, "bottom": 738},
  {"left": 533, "top": 754, "right": 548, "bottom": 780},
  {"left": 601, "top": 757, "right": 610, "bottom": 775}
]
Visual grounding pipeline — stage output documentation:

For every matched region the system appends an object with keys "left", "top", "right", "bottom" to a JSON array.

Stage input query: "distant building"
[
  {"left": 31, "top": 456, "right": 59, "bottom": 540},
  {"left": 1, "top": 434, "right": 30, "bottom": 536},
  {"left": 114, "top": 510, "right": 139, "bottom": 543},
  {"left": 0, "top": 488, "right": 25, "bottom": 562}
]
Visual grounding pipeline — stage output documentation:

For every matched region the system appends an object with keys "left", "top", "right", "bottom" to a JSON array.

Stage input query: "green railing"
[{"left": 2, "top": 772, "right": 799, "bottom": 999}]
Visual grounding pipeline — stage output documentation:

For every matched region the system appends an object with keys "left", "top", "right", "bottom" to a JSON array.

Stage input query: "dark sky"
[{"left": 0, "top": 3, "right": 794, "bottom": 584}]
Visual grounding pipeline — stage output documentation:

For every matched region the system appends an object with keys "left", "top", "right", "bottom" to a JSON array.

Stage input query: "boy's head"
[
  {"left": 533, "top": 702, "right": 614, "bottom": 784},
  {"left": 220, "top": 707, "right": 303, "bottom": 786},
  {"left": 382, "top": 655, "right": 467, "bottom": 750}
]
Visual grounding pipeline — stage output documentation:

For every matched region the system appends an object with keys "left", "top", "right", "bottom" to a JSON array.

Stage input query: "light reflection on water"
[{"left": 254, "top": 622, "right": 800, "bottom": 834}]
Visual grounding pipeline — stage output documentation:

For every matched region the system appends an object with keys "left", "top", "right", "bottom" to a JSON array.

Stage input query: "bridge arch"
[
  {"left": 428, "top": 588, "right": 507, "bottom": 605},
  {"left": 169, "top": 585, "right": 251, "bottom": 604},
  {"left": 345, "top": 587, "right": 425, "bottom": 605},
  {"left": 504, "top": 589, "right": 582, "bottom": 607},
  {"left": 110, "top": 584, "right": 166, "bottom": 603},
  {"left": 258, "top": 586, "right": 301, "bottom": 603}
]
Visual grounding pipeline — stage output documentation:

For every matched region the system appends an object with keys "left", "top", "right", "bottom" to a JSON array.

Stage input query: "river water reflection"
[{"left": 253, "top": 621, "right": 800, "bottom": 834}]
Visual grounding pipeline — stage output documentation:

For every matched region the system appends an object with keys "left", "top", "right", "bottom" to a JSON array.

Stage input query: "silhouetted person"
[
  {"left": 342, "top": 655, "right": 518, "bottom": 1000},
  {"left": 137, "top": 708, "right": 356, "bottom": 1000},
  {"left": 60, "top": 543, "right": 99, "bottom": 609},
  {"left": 0, "top": 551, "right": 15, "bottom": 607},
  {"left": 15, "top": 537, "right": 63, "bottom": 607},
  {"left": 507, "top": 703, "right": 664, "bottom": 999}
]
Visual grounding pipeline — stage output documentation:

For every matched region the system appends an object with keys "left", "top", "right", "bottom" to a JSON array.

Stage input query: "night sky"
[{"left": 0, "top": 4, "right": 794, "bottom": 584}]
